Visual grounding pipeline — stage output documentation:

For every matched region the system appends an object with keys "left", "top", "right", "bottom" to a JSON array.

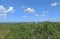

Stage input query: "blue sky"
[{"left": 0, "top": 0, "right": 60, "bottom": 22}]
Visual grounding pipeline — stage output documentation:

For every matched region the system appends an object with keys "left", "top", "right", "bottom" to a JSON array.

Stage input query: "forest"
[{"left": 0, "top": 22, "right": 60, "bottom": 39}]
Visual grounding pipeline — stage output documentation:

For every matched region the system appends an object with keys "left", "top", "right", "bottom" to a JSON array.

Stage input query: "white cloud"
[
  {"left": 4, "top": 7, "right": 14, "bottom": 13},
  {"left": 0, "top": 14, "right": 7, "bottom": 16},
  {"left": 0, "top": 5, "right": 6, "bottom": 11},
  {"left": 0, "top": 5, "right": 14, "bottom": 18},
  {"left": 0, "top": 14, "right": 7, "bottom": 18},
  {"left": 24, "top": 7, "right": 35, "bottom": 13},
  {"left": 34, "top": 13, "right": 39, "bottom": 16},
  {"left": 22, "top": 6, "right": 39, "bottom": 17},
  {"left": 51, "top": 2, "right": 60, "bottom": 6}
]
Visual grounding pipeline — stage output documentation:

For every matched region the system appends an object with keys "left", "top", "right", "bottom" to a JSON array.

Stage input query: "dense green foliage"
[{"left": 0, "top": 22, "right": 60, "bottom": 39}]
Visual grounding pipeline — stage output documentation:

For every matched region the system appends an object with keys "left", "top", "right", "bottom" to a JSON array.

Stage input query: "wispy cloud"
[
  {"left": 0, "top": 14, "right": 7, "bottom": 17},
  {"left": 42, "top": 11, "right": 48, "bottom": 13},
  {"left": 52, "top": 18, "right": 56, "bottom": 21},
  {"left": 22, "top": 15, "right": 28, "bottom": 18},
  {"left": 34, "top": 13, "right": 39, "bottom": 16},
  {"left": 51, "top": 2, "right": 60, "bottom": 6},
  {"left": 42, "top": 14, "right": 46, "bottom": 17},
  {"left": 41, "top": 10, "right": 48, "bottom": 17},
  {"left": 0, "top": 5, "right": 14, "bottom": 18}
]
